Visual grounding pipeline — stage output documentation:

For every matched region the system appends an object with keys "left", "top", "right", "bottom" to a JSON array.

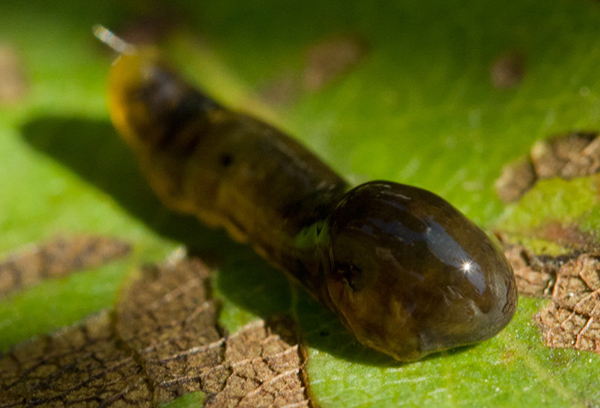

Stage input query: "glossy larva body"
[{"left": 100, "top": 28, "right": 517, "bottom": 361}]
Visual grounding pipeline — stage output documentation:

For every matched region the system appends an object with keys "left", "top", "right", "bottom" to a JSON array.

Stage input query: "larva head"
[{"left": 321, "top": 181, "right": 517, "bottom": 361}]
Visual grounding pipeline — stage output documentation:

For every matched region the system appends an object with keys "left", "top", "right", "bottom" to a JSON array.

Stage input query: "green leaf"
[{"left": 1, "top": 0, "right": 600, "bottom": 407}]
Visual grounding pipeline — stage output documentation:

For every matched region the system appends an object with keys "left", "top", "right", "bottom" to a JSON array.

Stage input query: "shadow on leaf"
[{"left": 21, "top": 116, "right": 230, "bottom": 252}]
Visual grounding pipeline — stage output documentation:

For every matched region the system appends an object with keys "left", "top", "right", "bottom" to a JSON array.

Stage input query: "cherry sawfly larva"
[{"left": 95, "top": 26, "right": 517, "bottom": 362}]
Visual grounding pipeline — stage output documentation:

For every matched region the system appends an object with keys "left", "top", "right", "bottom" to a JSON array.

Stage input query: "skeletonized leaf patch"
[
  {"left": 502, "top": 240, "right": 572, "bottom": 298},
  {"left": 536, "top": 254, "right": 600, "bottom": 355},
  {"left": 0, "top": 235, "right": 131, "bottom": 298},
  {"left": 495, "top": 131, "right": 600, "bottom": 203},
  {"left": 0, "top": 257, "right": 312, "bottom": 407}
]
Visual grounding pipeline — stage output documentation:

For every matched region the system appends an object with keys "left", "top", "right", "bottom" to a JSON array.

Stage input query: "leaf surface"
[{"left": 1, "top": 0, "right": 600, "bottom": 406}]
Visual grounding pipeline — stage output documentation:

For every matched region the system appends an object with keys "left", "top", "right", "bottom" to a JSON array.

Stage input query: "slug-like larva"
[{"left": 95, "top": 26, "right": 517, "bottom": 362}]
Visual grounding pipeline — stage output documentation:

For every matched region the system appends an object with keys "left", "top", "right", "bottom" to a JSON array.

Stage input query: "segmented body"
[{"left": 105, "top": 45, "right": 517, "bottom": 361}]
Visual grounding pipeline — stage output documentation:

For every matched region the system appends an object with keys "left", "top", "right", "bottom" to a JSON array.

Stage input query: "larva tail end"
[{"left": 93, "top": 25, "right": 135, "bottom": 55}]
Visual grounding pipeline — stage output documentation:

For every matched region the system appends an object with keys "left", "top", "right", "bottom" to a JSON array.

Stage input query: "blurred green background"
[{"left": 1, "top": 0, "right": 600, "bottom": 406}]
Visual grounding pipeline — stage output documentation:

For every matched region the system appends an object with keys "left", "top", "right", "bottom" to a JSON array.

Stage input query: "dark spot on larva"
[
  {"left": 219, "top": 153, "right": 233, "bottom": 167},
  {"left": 336, "top": 262, "right": 365, "bottom": 291},
  {"left": 490, "top": 51, "right": 525, "bottom": 89},
  {"left": 495, "top": 131, "right": 600, "bottom": 202},
  {"left": 319, "top": 330, "right": 330, "bottom": 337}
]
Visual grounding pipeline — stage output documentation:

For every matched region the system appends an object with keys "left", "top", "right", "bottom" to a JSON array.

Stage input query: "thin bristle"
[{"left": 93, "top": 25, "right": 134, "bottom": 54}]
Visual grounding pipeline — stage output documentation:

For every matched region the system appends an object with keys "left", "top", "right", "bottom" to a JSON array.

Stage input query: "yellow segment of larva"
[{"left": 107, "top": 49, "right": 161, "bottom": 151}]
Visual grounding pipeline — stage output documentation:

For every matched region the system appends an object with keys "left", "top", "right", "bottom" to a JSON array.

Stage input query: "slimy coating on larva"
[{"left": 100, "top": 29, "right": 517, "bottom": 362}]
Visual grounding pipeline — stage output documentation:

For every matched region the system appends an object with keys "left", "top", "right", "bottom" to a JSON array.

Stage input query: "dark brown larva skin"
[
  {"left": 107, "top": 50, "right": 518, "bottom": 361},
  {"left": 322, "top": 182, "right": 517, "bottom": 359}
]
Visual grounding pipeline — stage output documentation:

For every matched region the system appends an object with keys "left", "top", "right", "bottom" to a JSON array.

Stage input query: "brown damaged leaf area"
[
  {"left": 0, "top": 311, "right": 154, "bottom": 407},
  {"left": 259, "top": 34, "right": 368, "bottom": 105},
  {"left": 495, "top": 131, "right": 600, "bottom": 202},
  {"left": 502, "top": 241, "right": 567, "bottom": 298},
  {"left": 0, "top": 257, "right": 313, "bottom": 408},
  {"left": 209, "top": 316, "right": 311, "bottom": 408},
  {"left": 0, "top": 235, "right": 132, "bottom": 298},
  {"left": 303, "top": 34, "right": 369, "bottom": 91},
  {"left": 501, "top": 236, "right": 600, "bottom": 355},
  {"left": 539, "top": 222, "right": 599, "bottom": 253},
  {"left": 499, "top": 223, "right": 598, "bottom": 297},
  {"left": 536, "top": 254, "right": 600, "bottom": 355},
  {"left": 0, "top": 44, "right": 28, "bottom": 106},
  {"left": 494, "top": 125, "right": 600, "bottom": 355},
  {"left": 490, "top": 50, "right": 525, "bottom": 90}
]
